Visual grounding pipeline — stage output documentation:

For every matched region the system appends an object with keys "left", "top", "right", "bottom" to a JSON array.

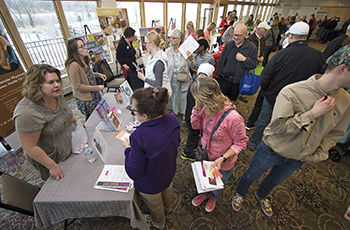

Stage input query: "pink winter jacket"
[{"left": 191, "top": 105, "right": 249, "bottom": 171}]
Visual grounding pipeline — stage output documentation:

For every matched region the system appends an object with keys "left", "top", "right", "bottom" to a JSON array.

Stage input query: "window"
[
  {"left": 62, "top": 1, "right": 100, "bottom": 37},
  {"left": 216, "top": 6, "right": 224, "bottom": 28},
  {"left": 168, "top": 3, "right": 182, "bottom": 31},
  {"left": 4, "top": 0, "right": 66, "bottom": 69},
  {"left": 236, "top": 5, "right": 242, "bottom": 20},
  {"left": 241, "top": 5, "right": 249, "bottom": 22},
  {"left": 265, "top": 6, "right": 271, "bottom": 22},
  {"left": 199, "top": 3, "right": 211, "bottom": 30},
  {"left": 145, "top": 2, "right": 164, "bottom": 28},
  {"left": 186, "top": 3, "right": 198, "bottom": 30},
  {"left": 261, "top": 6, "right": 267, "bottom": 21},
  {"left": 116, "top": 2, "right": 141, "bottom": 36}
]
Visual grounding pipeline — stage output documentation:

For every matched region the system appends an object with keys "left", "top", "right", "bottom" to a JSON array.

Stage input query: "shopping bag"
[
  {"left": 252, "top": 62, "right": 264, "bottom": 76},
  {"left": 239, "top": 68, "right": 260, "bottom": 95},
  {"left": 72, "top": 121, "right": 87, "bottom": 154}
]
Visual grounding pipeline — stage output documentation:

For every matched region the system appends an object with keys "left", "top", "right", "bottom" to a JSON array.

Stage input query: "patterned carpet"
[{"left": 1, "top": 41, "right": 350, "bottom": 230}]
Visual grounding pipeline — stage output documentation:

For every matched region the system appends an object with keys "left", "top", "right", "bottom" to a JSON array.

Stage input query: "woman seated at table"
[
  {"left": 165, "top": 29, "right": 195, "bottom": 118},
  {"left": 13, "top": 64, "right": 78, "bottom": 181},
  {"left": 123, "top": 86, "right": 180, "bottom": 229}
]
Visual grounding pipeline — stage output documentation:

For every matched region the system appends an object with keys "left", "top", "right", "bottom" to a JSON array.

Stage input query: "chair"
[
  {"left": 94, "top": 59, "right": 124, "bottom": 92},
  {"left": 0, "top": 171, "right": 76, "bottom": 229}
]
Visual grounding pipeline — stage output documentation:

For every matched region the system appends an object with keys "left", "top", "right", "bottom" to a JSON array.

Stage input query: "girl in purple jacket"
[{"left": 123, "top": 86, "right": 180, "bottom": 229}]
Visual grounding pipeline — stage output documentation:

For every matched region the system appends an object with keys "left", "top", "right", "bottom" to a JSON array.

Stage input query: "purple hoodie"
[{"left": 124, "top": 114, "right": 180, "bottom": 194}]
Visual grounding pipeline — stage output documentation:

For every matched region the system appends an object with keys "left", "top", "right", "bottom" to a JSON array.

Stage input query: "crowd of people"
[{"left": 11, "top": 10, "right": 350, "bottom": 230}]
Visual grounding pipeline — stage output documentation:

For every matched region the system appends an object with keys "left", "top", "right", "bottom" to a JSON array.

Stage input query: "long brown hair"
[{"left": 64, "top": 37, "right": 89, "bottom": 69}]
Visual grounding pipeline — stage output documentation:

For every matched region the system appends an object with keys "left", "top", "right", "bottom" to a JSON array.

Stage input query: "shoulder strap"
[{"left": 207, "top": 108, "right": 234, "bottom": 147}]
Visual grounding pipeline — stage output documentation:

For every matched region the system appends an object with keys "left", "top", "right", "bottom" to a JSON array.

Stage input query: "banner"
[{"left": 0, "top": 68, "right": 25, "bottom": 138}]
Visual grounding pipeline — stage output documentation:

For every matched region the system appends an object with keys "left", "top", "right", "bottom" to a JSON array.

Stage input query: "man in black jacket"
[
  {"left": 323, "top": 24, "right": 350, "bottom": 60},
  {"left": 249, "top": 22, "right": 325, "bottom": 151},
  {"left": 216, "top": 24, "right": 257, "bottom": 101}
]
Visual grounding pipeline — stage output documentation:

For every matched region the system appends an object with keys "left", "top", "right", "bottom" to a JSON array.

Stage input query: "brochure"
[
  {"left": 94, "top": 165, "right": 133, "bottom": 193},
  {"left": 179, "top": 35, "right": 199, "bottom": 59},
  {"left": 191, "top": 161, "right": 224, "bottom": 193}
]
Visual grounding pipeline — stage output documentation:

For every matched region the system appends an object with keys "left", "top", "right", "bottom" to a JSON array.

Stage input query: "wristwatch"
[{"left": 221, "top": 155, "right": 227, "bottom": 162}]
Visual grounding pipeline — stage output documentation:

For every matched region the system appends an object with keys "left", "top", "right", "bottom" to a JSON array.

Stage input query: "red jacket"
[{"left": 219, "top": 17, "right": 233, "bottom": 36}]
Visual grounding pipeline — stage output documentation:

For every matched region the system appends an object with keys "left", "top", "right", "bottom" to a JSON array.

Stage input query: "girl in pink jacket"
[{"left": 190, "top": 76, "right": 249, "bottom": 212}]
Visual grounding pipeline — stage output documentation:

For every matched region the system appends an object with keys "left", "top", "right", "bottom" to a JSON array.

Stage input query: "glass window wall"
[
  {"left": 168, "top": 2, "right": 182, "bottom": 32},
  {"left": 185, "top": 3, "right": 198, "bottom": 30},
  {"left": 144, "top": 2, "right": 164, "bottom": 28}
]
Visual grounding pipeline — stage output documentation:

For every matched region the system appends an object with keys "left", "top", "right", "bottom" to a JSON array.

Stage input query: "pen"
[
  {"left": 215, "top": 169, "right": 223, "bottom": 178},
  {"left": 201, "top": 161, "right": 206, "bottom": 177},
  {"left": 209, "top": 168, "right": 215, "bottom": 177},
  {"left": 213, "top": 170, "right": 218, "bottom": 178}
]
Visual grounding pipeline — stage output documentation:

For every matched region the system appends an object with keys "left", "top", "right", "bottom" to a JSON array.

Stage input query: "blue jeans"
[
  {"left": 206, "top": 167, "right": 233, "bottom": 200},
  {"left": 250, "top": 98, "right": 273, "bottom": 149},
  {"left": 237, "top": 140, "right": 304, "bottom": 198}
]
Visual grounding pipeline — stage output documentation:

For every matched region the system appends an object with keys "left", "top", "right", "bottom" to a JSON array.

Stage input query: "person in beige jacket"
[
  {"left": 232, "top": 45, "right": 350, "bottom": 217},
  {"left": 65, "top": 38, "right": 106, "bottom": 120}
]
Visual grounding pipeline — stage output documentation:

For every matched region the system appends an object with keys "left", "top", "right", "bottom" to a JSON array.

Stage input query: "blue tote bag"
[{"left": 238, "top": 67, "right": 260, "bottom": 95}]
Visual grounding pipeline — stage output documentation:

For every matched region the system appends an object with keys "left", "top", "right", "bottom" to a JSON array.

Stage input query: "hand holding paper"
[{"left": 179, "top": 36, "right": 199, "bottom": 59}]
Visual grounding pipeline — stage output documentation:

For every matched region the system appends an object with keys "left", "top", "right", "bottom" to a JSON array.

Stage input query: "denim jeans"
[
  {"left": 247, "top": 91, "right": 264, "bottom": 128},
  {"left": 250, "top": 98, "right": 273, "bottom": 149},
  {"left": 236, "top": 140, "right": 304, "bottom": 198},
  {"left": 207, "top": 167, "right": 234, "bottom": 200}
]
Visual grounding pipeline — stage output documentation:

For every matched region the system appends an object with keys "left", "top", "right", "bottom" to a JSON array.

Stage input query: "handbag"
[
  {"left": 239, "top": 67, "right": 260, "bottom": 96},
  {"left": 195, "top": 108, "right": 234, "bottom": 161},
  {"left": 177, "top": 72, "right": 190, "bottom": 83}
]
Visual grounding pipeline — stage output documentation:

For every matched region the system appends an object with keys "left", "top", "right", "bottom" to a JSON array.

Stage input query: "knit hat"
[
  {"left": 197, "top": 63, "right": 215, "bottom": 77},
  {"left": 326, "top": 45, "right": 350, "bottom": 66},
  {"left": 286, "top": 21, "right": 309, "bottom": 35},
  {"left": 257, "top": 22, "right": 271, "bottom": 30},
  {"left": 197, "top": 39, "right": 209, "bottom": 50}
]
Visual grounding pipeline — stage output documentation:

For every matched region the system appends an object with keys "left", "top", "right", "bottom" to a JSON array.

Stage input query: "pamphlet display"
[
  {"left": 92, "top": 129, "right": 108, "bottom": 163},
  {"left": 95, "top": 99, "right": 121, "bottom": 132},
  {"left": 119, "top": 80, "right": 133, "bottom": 104}
]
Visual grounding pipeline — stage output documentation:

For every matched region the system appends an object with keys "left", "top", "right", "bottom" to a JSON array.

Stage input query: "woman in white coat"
[{"left": 165, "top": 29, "right": 195, "bottom": 117}]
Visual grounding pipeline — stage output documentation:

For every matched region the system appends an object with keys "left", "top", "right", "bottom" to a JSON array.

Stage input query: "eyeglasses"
[
  {"left": 233, "top": 33, "right": 244, "bottom": 37},
  {"left": 169, "top": 37, "right": 179, "bottom": 40},
  {"left": 77, "top": 45, "right": 86, "bottom": 49},
  {"left": 144, "top": 41, "right": 152, "bottom": 45},
  {"left": 130, "top": 105, "right": 138, "bottom": 115}
]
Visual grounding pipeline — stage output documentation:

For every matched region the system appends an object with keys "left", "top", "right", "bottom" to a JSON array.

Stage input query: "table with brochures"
[{"left": 33, "top": 91, "right": 149, "bottom": 230}]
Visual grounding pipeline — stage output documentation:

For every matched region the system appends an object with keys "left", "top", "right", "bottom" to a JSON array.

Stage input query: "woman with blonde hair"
[
  {"left": 185, "top": 21, "right": 196, "bottom": 39},
  {"left": 263, "top": 18, "right": 279, "bottom": 66},
  {"left": 204, "top": 22, "right": 216, "bottom": 45},
  {"left": 190, "top": 76, "right": 248, "bottom": 212},
  {"left": 137, "top": 31, "right": 171, "bottom": 95}
]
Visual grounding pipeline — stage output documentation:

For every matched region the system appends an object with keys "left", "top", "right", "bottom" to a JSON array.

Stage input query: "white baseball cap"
[
  {"left": 257, "top": 22, "right": 271, "bottom": 30},
  {"left": 286, "top": 21, "right": 310, "bottom": 35},
  {"left": 197, "top": 63, "right": 215, "bottom": 77}
]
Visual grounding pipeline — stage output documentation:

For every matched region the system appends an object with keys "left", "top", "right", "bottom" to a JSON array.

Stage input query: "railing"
[{"left": 24, "top": 37, "right": 67, "bottom": 70}]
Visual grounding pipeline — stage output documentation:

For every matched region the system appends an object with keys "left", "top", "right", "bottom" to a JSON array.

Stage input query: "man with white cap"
[
  {"left": 249, "top": 22, "right": 324, "bottom": 152},
  {"left": 233, "top": 45, "right": 350, "bottom": 217},
  {"left": 245, "top": 22, "right": 270, "bottom": 130},
  {"left": 182, "top": 63, "right": 215, "bottom": 161}
]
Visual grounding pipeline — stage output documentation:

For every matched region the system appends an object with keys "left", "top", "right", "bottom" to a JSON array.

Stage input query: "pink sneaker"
[
  {"left": 205, "top": 196, "right": 216, "bottom": 212},
  {"left": 192, "top": 194, "right": 209, "bottom": 206}
]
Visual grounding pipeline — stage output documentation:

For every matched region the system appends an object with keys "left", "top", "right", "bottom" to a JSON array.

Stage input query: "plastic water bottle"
[{"left": 84, "top": 144, "right": 96, "bottom": 163}]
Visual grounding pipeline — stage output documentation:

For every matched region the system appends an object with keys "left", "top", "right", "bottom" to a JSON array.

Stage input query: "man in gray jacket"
[{"left": 216, "top": 24, "right": 258, "bottom": 101}]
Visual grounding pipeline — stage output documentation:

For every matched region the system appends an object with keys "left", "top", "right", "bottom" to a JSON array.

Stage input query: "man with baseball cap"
[
  {"left": 245, "top": 22, "right": 270, "bottom": 130},
  {"left": 232, "top": 45, "right": 350, "bottom": 217},
  {"left": 249, "top": 21, "right": 324, "bottom": 152}
]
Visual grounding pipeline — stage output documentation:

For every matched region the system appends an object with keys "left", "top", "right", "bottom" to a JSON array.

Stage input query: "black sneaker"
[{"left": 181, "top": 152, "right": 196, "bottom": 161}]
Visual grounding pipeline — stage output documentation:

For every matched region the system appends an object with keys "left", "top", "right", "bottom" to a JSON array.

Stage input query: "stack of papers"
[
  {"left": 94, "top": 165, "right": 133, "bottom": 193},
  {"left": 191, "top": 161, "right": 224, "bottom": 193}
]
